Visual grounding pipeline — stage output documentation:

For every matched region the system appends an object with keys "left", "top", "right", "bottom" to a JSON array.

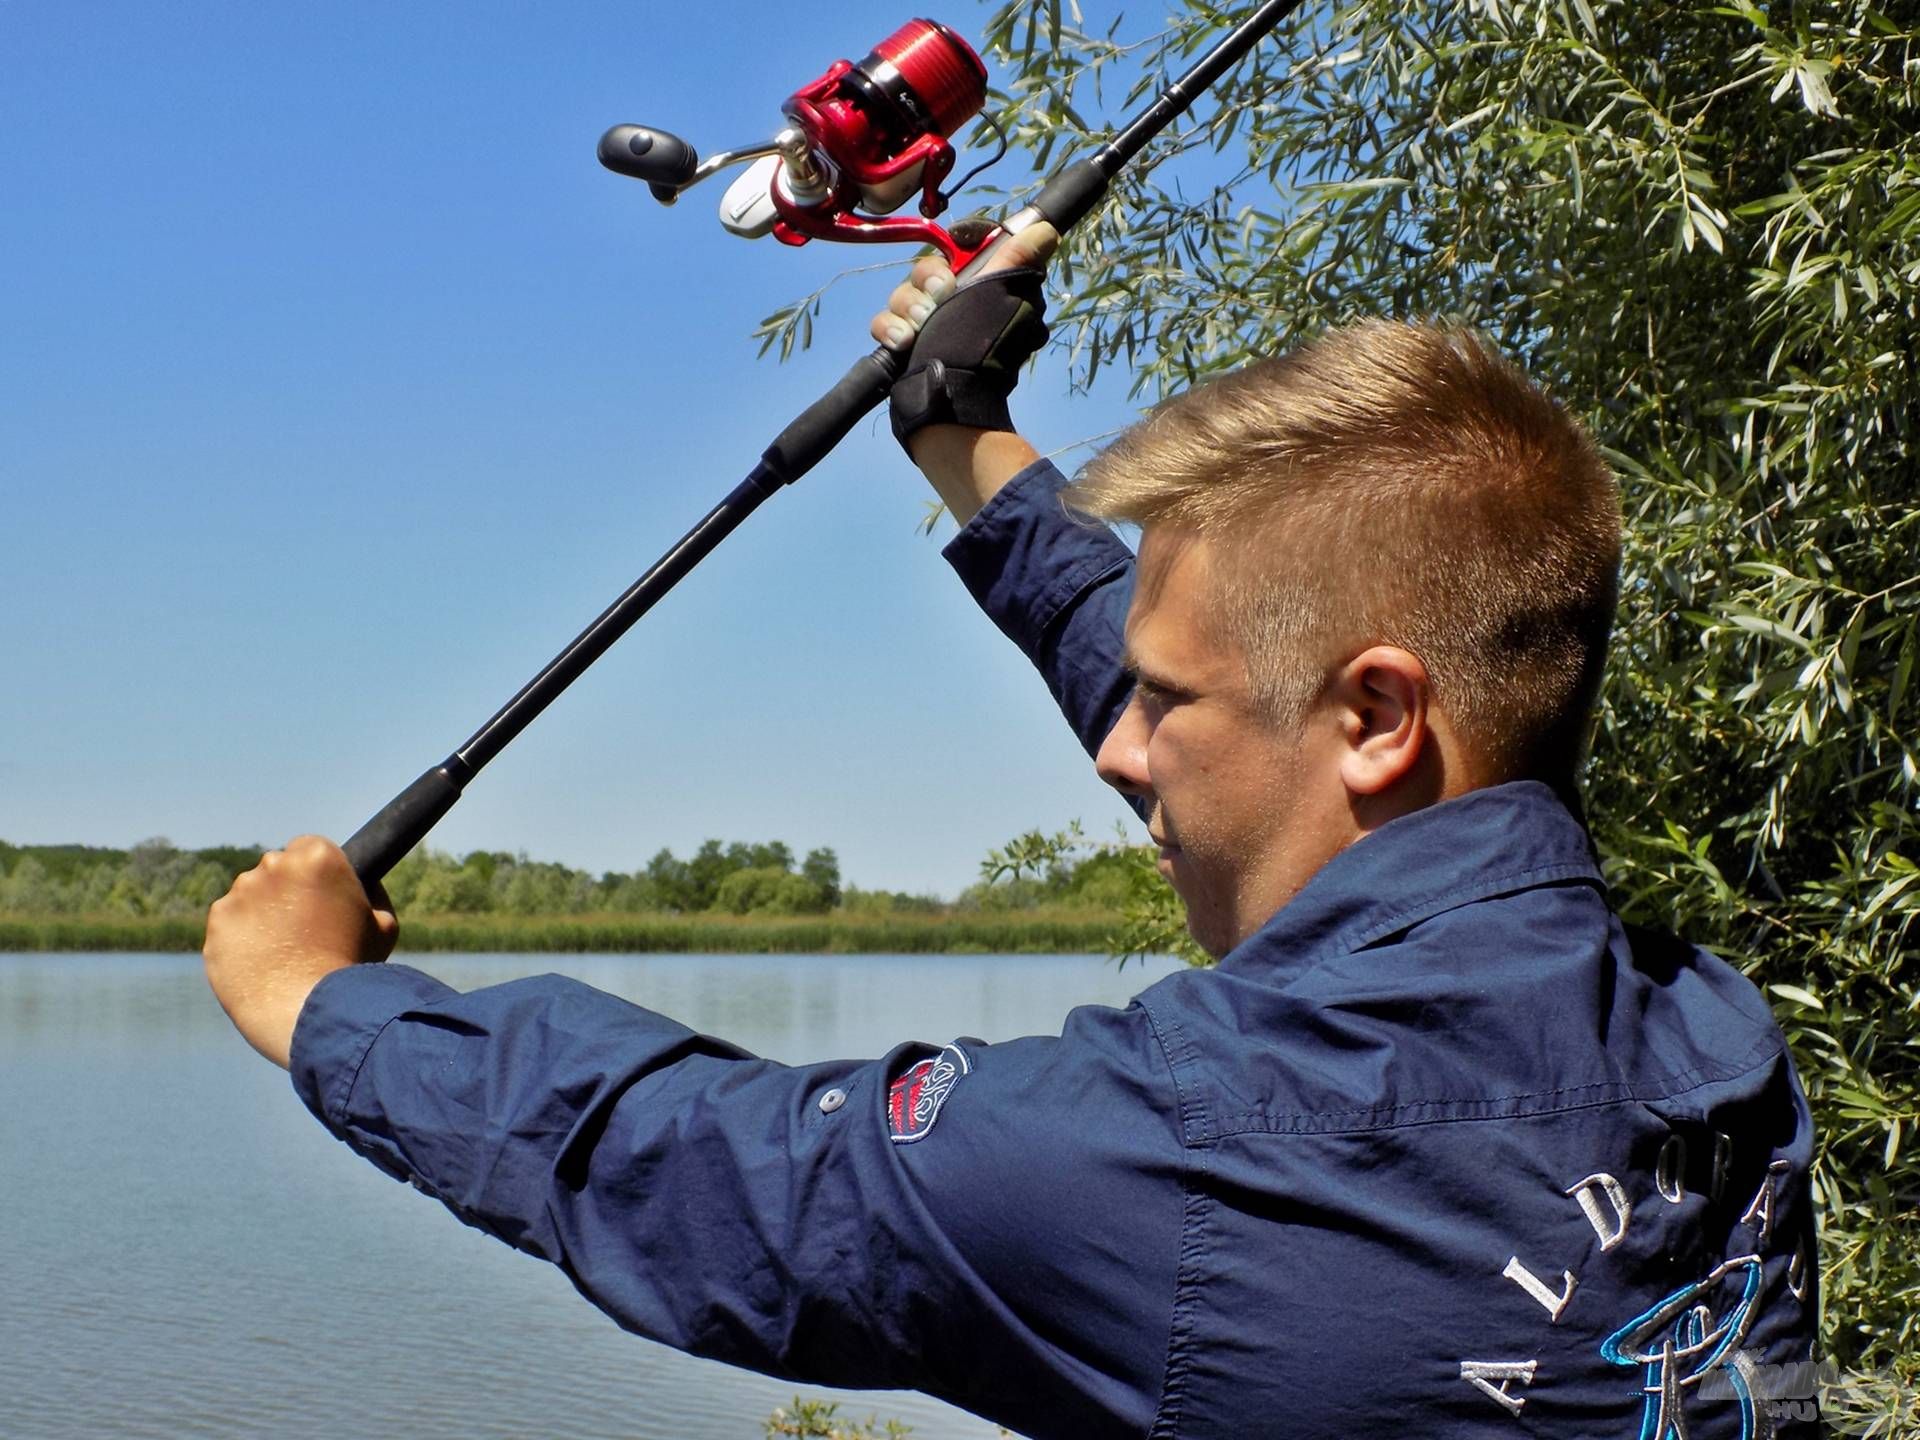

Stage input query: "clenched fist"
[{"left": 203, "top": 836, "right": 397, "bottom": 1069}]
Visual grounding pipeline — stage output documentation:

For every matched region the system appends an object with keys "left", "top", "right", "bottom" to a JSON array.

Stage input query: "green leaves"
[
  {"left": 753, "top": 298, "right": 817, "bottom": 362},
  {"left": 963, "top": 0, "right": 1920, "bottom": 1400},
  {"left": 764, "top": 1397, "right": 912, "bottom": 1438},
  {"left": 976, "top": 821, "right": 1212, "bottom": 967}
]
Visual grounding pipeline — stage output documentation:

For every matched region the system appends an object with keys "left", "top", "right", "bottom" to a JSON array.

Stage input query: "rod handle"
[
  {"left": 342, "top": 764, "right": 466, "bottom": 891},
  {"left": 1028, "top": 158, "right": 1110, "bottom": 233},
  {"left": 759, "top": 347, "right": 905, "bottom": 485}
]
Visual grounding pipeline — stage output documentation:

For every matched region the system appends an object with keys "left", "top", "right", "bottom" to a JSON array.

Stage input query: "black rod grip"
[
  {"left": 1029, "top": 158, "right": 1111, "bottom": 232},
  {"left": 760, "top": 348, "right": 905, "bottom": 485},
  {"left": 342, "top": 763, "right": 467, "bottom": 891}
]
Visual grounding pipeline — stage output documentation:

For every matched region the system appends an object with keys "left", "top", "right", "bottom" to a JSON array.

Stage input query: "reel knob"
[{"left": 598, "top": 125, "right": 700, "bottom": 201}]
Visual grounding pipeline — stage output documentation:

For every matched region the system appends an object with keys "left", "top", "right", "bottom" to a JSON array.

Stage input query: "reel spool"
[{"left": 598, "top": 18, "right": 1001, "bottom": 269}]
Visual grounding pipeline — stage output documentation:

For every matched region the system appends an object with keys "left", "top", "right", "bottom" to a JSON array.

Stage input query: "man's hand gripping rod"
[{"left": 341, "top": 0, "right": 1308, "bottom": 891}]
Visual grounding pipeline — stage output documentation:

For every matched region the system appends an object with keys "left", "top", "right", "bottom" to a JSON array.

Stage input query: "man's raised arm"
[{"left": 869, "top": 227, "right": 1143, "bottom": 781}]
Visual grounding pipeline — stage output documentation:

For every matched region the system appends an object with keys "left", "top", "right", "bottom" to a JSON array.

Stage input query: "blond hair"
[{"left": 1064, "top": 320, "right": 1621, "bottom": 784}]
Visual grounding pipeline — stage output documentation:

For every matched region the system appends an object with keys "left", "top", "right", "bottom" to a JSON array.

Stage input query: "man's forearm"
[{"left": 905, "top": 425, "right": 1041, "bottom": 527}]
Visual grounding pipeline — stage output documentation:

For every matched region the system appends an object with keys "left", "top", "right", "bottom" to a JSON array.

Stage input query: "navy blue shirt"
[{"left": 292, "top": 459, "right": 1818, "bottom": 1437}]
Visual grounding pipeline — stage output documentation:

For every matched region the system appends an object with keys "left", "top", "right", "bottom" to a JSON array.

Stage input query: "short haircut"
[{"left": 1063, "top": 320, "right": 1622, "bottom": 785}]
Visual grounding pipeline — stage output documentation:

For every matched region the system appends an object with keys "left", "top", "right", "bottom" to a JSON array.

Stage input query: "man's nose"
[{"left": 1095, "top": 691, "right": 1152, "bottom": 798}]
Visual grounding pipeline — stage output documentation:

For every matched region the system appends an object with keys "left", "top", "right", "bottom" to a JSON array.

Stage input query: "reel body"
[{"left": 599, "top": 18, "right": 1001, "bottom": 269}]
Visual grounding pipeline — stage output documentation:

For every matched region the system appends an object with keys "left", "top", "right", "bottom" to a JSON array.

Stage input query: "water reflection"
[{"left": 0, "top": 952, "right": 1177, "bottom": 1440}]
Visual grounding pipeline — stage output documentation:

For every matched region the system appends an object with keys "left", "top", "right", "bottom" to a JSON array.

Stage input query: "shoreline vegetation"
[
  {"left": 0, "top": 908, "right": 1125, "bottom": 955},
  {"left": 0, "top": 830, "right": 1190, "bottom": 958}
]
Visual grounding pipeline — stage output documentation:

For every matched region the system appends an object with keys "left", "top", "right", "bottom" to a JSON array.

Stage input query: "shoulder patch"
[{"left": 887, "top": 1042, "right": 971, "bottom": 1144}]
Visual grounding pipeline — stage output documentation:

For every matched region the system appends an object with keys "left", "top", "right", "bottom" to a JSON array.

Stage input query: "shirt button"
[{"left": 818, "top": 1087, "right": 848, "bottom": 1114}]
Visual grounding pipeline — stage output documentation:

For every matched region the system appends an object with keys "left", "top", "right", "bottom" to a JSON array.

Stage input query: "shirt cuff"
[
  {"left": 289, "top": 962, "right": 456, "bottom": 1135},
  {"left": 942, "top": 456, "right": 1134, "bottom": 660}
]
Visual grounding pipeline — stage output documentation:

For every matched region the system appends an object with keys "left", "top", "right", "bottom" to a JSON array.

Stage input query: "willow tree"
[{"left": 943, "top": 0, "right": 1913, "bottom": 1417}]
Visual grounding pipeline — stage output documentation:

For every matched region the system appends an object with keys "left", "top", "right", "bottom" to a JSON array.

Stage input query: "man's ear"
[{"left": 1331, "top": 646, "right": 1431, "bottom": 797}]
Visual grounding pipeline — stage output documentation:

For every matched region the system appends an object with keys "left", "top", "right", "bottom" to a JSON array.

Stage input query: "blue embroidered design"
[{"left": 1601, "top": 1254, "right": 1765, "bottom": 1440}]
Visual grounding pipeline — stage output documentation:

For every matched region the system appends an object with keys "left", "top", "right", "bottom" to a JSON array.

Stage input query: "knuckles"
[
  {"left": 876, "top": 261, "right": 959, "bottom": 341},
  {"left": 911, "top": 257, "right": 953, "bottom": 289},
  {"left": 219, "top": 836, "right": 351, "bottom": 903},
  {"left": 284, "top": 834, "right": 347, "bottom": 879},
  {"left": 285, "top": 834, "right": 330, "bottom": 860},
  {"left": 870, "top": 231, "right": 1051, "bottom": 346}
]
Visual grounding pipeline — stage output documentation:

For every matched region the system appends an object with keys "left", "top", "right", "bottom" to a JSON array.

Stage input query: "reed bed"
[{"left": 0, "top": 909, "right": 1122, "bottom": 955}]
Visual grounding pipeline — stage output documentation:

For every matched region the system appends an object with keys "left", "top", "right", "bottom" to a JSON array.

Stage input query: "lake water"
[{"left": 0, "top": 951, "right": 1181, "bottom": 1440}]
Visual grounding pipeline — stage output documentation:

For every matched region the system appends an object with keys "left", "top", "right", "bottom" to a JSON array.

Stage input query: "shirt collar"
[{"left": 1218, "top": 780, "right": 1606, "bottom": 979}]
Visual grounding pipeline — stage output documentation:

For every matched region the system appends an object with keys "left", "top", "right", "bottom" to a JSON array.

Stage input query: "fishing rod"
[{"left": 341, "top": 0, "right": 1308, "bottom": 888}]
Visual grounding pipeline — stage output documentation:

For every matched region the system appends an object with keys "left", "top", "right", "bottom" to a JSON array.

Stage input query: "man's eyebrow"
[{"left": 1120, "top": 646, "right": 1181, "bottom": 692}]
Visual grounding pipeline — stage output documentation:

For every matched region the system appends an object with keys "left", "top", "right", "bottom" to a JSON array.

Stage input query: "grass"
[{"left": 0, "top": 908, "right": 1125, "bottom": 955}]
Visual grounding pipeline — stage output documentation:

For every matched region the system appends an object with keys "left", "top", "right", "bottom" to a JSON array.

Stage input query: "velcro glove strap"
[{"left": 889, "top": 267, "right": 1050, "bottom": 450}]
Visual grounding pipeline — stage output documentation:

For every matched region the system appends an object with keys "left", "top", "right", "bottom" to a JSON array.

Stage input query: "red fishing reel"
[{"left": 599, "top": 18, "right": 1004, "bottom": 270}]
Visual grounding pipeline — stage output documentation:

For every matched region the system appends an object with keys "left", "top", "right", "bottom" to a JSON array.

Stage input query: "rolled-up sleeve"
[
  {"left": 942, "top": 459, "right": 1137, "bottom": 767},
  {"left": 289, "top": 962, "right": 1184, "bottom": 1438}
]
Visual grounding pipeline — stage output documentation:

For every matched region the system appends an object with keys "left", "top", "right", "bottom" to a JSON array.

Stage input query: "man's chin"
[
  {"left": 1184, "top": 914, "right": 1232, "bottom": 960},
  {"left": 1175, "top": 894, "right": 1234, "bottom": 959}
]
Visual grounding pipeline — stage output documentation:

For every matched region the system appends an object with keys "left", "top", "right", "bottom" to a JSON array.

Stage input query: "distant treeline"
[
  {"left": 0, "top": 830, "right": 1155, "bottom": 953},
  {"left": 384, "top": 839, "right": 856, "bottom": 918},
  {"left": 0, "top": 840, "right": 254, "bottom": 918}
]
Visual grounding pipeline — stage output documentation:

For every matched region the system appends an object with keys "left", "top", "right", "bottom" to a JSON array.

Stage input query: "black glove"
[{"left": 889, "top": 266, "right": 1050, "bottom": 451}]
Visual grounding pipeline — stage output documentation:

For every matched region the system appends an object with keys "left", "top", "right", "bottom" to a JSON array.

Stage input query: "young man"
[{"left": 206, "top": 232, "right": 1819, "bottom": 1437}]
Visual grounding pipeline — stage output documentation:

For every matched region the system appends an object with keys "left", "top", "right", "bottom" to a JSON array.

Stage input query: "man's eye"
[{"left": 1137, "top": 680, "right": 1184, "bottom": 707}]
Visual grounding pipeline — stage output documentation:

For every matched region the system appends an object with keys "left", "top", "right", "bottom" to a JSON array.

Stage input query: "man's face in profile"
[{"left": 1098, "top": 527, "right": 1325, "bottom": 956}]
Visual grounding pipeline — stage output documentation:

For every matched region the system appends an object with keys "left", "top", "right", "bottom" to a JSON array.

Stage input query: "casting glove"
[{"left": 888, "top": 266, "right": 1050, "bottom": 453}]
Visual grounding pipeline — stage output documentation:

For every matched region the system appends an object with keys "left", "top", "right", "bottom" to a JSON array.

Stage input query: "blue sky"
[{"left": 0, "top": 1, "right": 1166, "bottom": 896}]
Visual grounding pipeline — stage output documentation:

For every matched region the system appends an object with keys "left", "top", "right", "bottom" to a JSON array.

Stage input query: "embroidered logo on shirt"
[
  {"left": 1458, "top": 1135, "right": 1812, "bottom": 1431},
  {"left": 887, "top": 1043, "right": 970, "bottom": 1144},
  {"left": 1600, "top": 1254, "right": 1765, "bottom": 1440}
]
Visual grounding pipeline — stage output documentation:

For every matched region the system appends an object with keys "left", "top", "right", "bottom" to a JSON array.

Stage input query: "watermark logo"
[{"left": 1706, "top": 1358, "right": 1915, "bottom": 1437}]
